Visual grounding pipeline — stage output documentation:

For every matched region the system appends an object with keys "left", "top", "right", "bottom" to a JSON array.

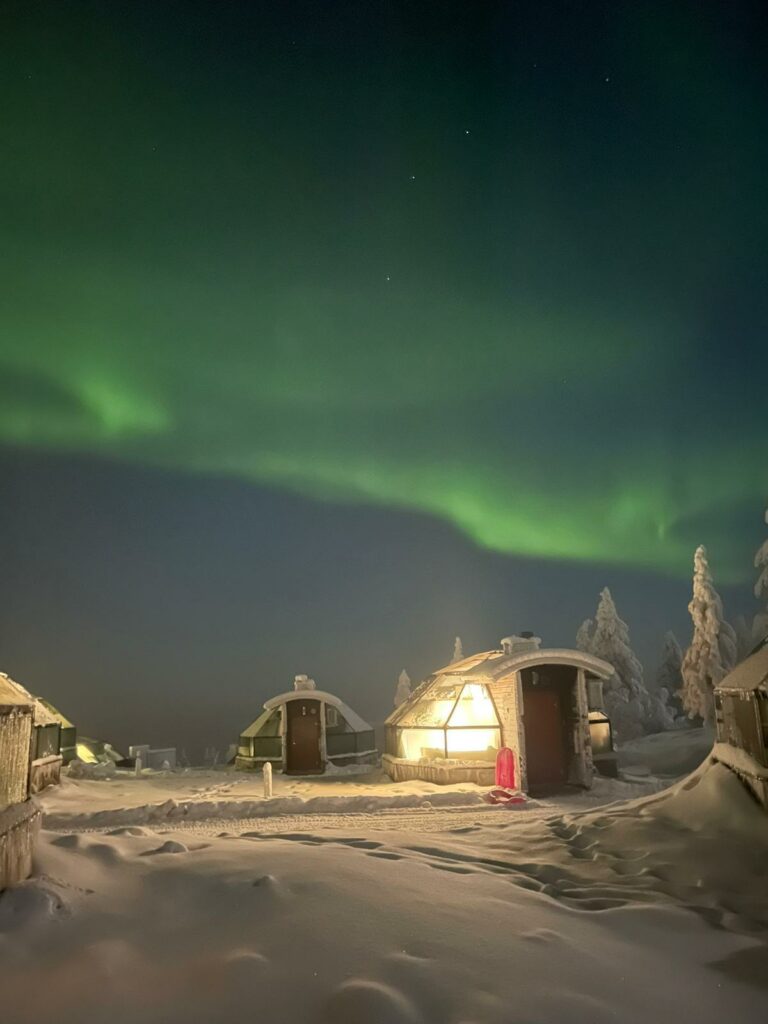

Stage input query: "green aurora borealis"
[{"left": 2, "top": 1, "right": 766, "bottom": 580}]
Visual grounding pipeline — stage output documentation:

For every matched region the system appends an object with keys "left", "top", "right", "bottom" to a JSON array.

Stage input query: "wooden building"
[
  {"left": 713, "top": 637, "right": 768, "bottom": 809},
  {"left": 39, "top": 699, "right": 77, "bottom": 764},
  {"left": 236, "top": 675, "right": 377, "bottom": 775},
  {"left": 0, "top": 674, "right": 69, "bottom": 793},
  {"left": 383, "top": 635, "right": 613, "bottom": 792},
  {"left": 0, "top": 674, "right": 42, "bottom": 890}
]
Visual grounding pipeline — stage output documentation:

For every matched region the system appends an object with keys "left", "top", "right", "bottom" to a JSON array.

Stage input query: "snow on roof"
[
  {"left": 715, "top": 640, "right": 768, "bottom": 694},
  {"left": 256, "top": 690, "right": 372, "bottom": 733},
  {"left": 240, "top": 706, "right": 275, "bottom": 739},
  {"left": 386, "top": 648, "right": 613, "bottom": 727},
  {"left": 38, "top": 698, "right": 75, "bottom": 729},
  {"left": 432, "top": 647, "right": 614, "bottom": 682},
  {"left": 0, "top": 672, "right": 34, "bottom": 709},
  {"left": 0, "top": 674, "right": 61, "bottom": 725}
]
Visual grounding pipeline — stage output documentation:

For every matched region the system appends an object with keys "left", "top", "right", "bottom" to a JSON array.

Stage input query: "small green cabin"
[{"left": 236, "top": 676, "right": 377, "bottom": 775}]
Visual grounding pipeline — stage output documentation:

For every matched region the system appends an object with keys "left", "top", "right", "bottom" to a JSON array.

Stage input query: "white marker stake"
[
  {"left": 135, "top": 754, "right": 143, "bottom": 777},
  {"left": 263, "top": 761, "right": 273, "bottom": 799}
]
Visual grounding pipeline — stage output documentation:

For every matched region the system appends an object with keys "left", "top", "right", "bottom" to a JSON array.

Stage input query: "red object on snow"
[
  {"left": 495, "top": 746, "right": 515, "bottom": 789},
  {"left": 485, "top": 788, "right": 527, "bottom": 806}
]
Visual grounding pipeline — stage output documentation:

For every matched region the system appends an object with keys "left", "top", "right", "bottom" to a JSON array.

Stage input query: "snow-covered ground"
[
  {"left": 39, "top": 762, "right": 670, "bottom": 832},
  {"left": 617, "top": 726, "right": 713, "bottom": 779},
  {"left": 39, "top": 766, "right": 493, "bottom": 830},
  {"left": 2, "top": 759, "right": 767, "bottom": 1024}
]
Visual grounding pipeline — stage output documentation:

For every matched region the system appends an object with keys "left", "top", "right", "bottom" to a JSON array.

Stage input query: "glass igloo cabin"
[{"left": 384, "top": 635, "right": 613, "bottom": 792}]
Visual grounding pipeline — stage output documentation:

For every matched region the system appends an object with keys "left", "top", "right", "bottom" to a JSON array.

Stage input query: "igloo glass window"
[
  {"left": 397, "top": 681, "right": 462, "bottom": 728},
  {"left": 445, "top": 683, "right": 501, "bottom": 760},
  {"left": 448, "top": 684, "right": 499, "bottom": 727},
  {"left": 398, "top": 728, "right": 447, "bottom": 760}
]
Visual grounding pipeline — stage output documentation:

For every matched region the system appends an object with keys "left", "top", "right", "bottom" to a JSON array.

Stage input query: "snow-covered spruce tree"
[
  {"left": 734, "top": 615, "right": 757, "bottom": 661},
  {"left": 575, "top": 618, "right": 594, "bottom": 653},
  {"left": 680, "top": 545, "right": 737, "bottom": 723},
  {"left": 394, "top": 669, "right": 411, "bottom": 708},
  {"left": 586, "top": 588, "right": 653, "bottom": 741},
  {"left": 452, "top": 636, "right": 464, "bottom": 662},
  {"left": 655, "top": 631, "right": 684, "bottom": 719}
]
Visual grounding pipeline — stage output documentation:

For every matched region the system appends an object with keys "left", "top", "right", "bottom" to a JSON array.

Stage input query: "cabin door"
[
  {"left": 286, "top": 699, "right": 323, "bottom": 775},
  {"left": 522, "top": 688, "right": 567, "bottom": 790}
]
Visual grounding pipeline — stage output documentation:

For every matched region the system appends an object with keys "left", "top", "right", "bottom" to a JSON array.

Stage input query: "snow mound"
[
  {"left": 66, "top": 758, "right": 117, "bottom": 780},
  {"left": 0, "top": 879, "right": 69, "bottom": 932},
  {"left": 324, "top": 979, "right": 423, "bottom": 1024},
  {"left": 617, "top": 726, "right": 713, "bottom": 778},
  {"left": 141, "top": 840, "right": 188, "bottom": 856}
]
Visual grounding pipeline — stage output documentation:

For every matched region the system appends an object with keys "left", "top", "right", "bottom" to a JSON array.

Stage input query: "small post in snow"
[
  {"left": 135, "top": 754, "right": 143, "bottom": 777},
  {"left": 263, "top": 761, "right": 273, "bottom": 799}
]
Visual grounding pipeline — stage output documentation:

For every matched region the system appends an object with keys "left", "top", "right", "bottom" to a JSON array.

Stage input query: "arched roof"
[
  {"left": 490, "top": 648, "right": 614, "bottom": 680},
  {"left": 386, "top": 647, "right": 613, "bottom": 727},
  {"left": 260, "top": 690, "right": 372, "bottom": 733},
  {"left": 433, "top": 648, "right": 614, "bottom": 682}
]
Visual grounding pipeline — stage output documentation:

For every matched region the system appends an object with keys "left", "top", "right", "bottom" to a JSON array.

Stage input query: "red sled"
[{"left": 485, "top": 788, "right": 527, "bottom": 806}]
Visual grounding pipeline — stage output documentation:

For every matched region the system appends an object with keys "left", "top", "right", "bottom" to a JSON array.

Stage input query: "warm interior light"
[
  {"left": 399, "top": 728, "right": 446, "bottom": 760},
  {"left": 445, "top": 727, "right": 501, "bottom": 758},
  {"left": 448, "top": 683, "right": 499, "bottom": 727},
  {"left": 75, "top": 742, "right": 98, "bottom": 764},
  {"left": 588, "top": 712, "right": 612, "bottom": 755}
]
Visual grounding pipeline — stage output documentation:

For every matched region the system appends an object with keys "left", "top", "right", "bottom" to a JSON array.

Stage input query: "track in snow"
[{"left": 150, "top": 801, "right": 561, "bottom": 837}]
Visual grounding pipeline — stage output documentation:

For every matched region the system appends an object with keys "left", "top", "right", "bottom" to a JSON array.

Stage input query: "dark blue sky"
[{"left": 1, "top": 1, "right": 765, "bottom": 755}]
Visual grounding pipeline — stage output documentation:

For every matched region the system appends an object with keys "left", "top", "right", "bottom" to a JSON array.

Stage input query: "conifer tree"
[
  {"left": 680, "top": 545, "right": 737, "bottom": 723},
  {"left": 585, "top": 588, "right": 653, "bottom": 740},
  {"left": 394, "top": 669, "right": 411, "bottom": 708},
  {"left": 753, "top": 507, "right": 768, "bottom": 641}
]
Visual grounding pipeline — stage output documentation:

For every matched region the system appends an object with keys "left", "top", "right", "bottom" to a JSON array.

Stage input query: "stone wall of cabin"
[
  {"left": 570, "top": 668, "right": 593, "bottom": 787},
  {"left": 492, "top": 672, "right": 527, "bottom": 790}
]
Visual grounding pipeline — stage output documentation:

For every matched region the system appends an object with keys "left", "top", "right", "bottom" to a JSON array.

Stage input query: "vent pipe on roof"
[
  {"left": 293, "top": 674, "right": 317, "bottom": 691},
  {"left": 500, "top": 634, "right": 542, "bottom": 656}
]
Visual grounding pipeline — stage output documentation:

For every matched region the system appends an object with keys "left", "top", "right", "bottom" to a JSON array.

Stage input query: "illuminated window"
[
  {"left": 445, "top": 728, "right": 501, "bottom": 760},
  {"left": 448, "top": 684, "right": 499, "bottom": 727},
  {"left": 397, "top": 682, "right": 462, "bottom": 728},
  {"left": 392, "top": 681, "right": 501, "bottom": 762},
  {"left": 398, "top": 728, "right": 447, "bottom": 760},
  {"left": 588, "top": 711, "right": 613, "bottom": 756}
]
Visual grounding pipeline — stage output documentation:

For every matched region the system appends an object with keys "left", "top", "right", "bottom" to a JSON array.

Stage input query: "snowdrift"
[{"left": 1, "top": 759, "right": 766, "bottom": 1023}]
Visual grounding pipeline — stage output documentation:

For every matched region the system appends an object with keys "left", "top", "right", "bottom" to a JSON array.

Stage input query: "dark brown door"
[
  {"left": 523, "top": 688, "right": 567, "bottom": 789},
  {"left": 286, "top": 699, "right": 323, "bottom": 774}
]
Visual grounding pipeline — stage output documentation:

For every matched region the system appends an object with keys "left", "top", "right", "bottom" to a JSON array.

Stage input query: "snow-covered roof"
[
  {"left": 38, "top": 698, "right": 75, "bottom": 729},
  {"left": 715, "top": 640, "right": 768, "bottom": 694},
  {"left": 258, "top": 690, "right": 372, "bottom": 733},
  {"left": 432, "top": 647, "right": 614, "bottom": 682},
  {"left": 0, "top": 674, "right": 61, "bottom": 726},
  {"left": 386, "top": 647, "right": 614, "bottom": 727},
  {"left": 0, "top": 672, "right": 34, "bottom": 709}
]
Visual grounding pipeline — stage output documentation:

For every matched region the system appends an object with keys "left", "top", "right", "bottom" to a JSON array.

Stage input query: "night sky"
[{"left": 2, "top": 1, "right": 766, "bottom": 756}]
